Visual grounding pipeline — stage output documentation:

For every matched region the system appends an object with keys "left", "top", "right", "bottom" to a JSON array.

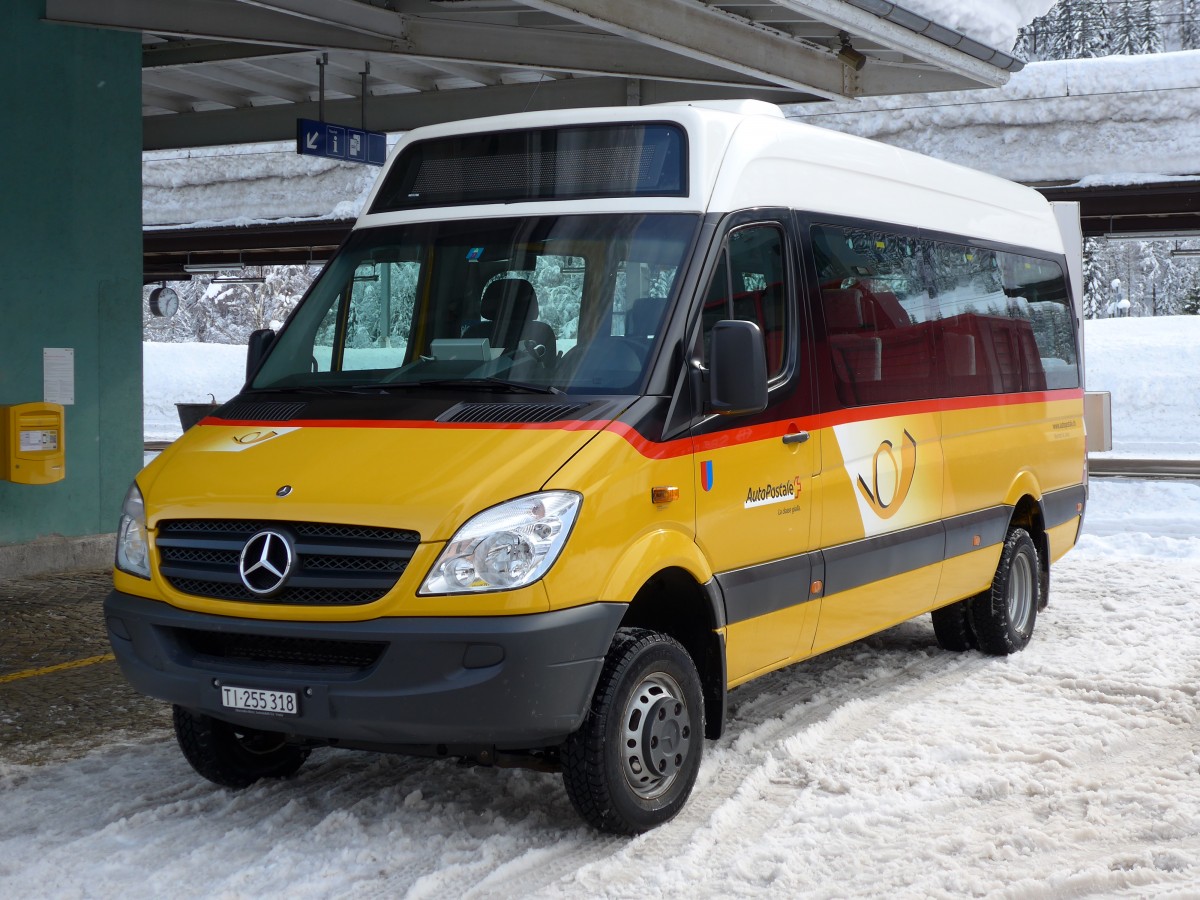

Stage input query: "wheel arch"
[
  {"left": 1006, "top": 490, "right": 1051, "bottom": 604},
  {"left": 618, "top": 566, "right": 727, "bottom": 741}
]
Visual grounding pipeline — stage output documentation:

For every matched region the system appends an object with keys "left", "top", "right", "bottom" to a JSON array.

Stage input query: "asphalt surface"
[{"left": 0, "top": 570, "right": 170, "bottom": 765}]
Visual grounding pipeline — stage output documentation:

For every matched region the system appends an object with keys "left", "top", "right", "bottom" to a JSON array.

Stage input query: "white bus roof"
[{"left": 356, "top": 101, "right": 1065, "bottom": 256}]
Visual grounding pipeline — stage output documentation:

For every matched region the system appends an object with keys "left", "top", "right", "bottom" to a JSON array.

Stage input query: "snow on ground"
[
  {"left": 3, "top": 315, "right": 1195, "bottom": 897},
  {"left": 2, "top": 481, "right": 1198, "bottom": 897}
]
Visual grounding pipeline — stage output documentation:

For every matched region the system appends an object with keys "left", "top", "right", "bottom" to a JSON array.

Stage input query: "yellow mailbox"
[{"left": 0, "top": 402, "right": 65, "bottom": 484}]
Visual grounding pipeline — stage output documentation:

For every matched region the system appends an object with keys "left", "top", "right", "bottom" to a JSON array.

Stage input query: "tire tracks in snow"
[{"left": 466, "top": 640, "right": 981, "bottom": 898}]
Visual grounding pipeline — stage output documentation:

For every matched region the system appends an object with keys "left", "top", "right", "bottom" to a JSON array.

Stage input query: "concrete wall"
[{"left": 0, "top": 1, "right": 142, "bottom": 559}]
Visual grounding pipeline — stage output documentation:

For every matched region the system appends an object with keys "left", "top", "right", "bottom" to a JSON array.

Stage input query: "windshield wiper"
[{"left": 417, "top": 379, "right": 561, "bottom": 396}]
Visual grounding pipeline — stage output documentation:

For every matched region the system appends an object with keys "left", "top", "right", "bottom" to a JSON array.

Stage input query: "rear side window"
[{"left": 812, "top": 224, "right": 1079, "bottom": 407}]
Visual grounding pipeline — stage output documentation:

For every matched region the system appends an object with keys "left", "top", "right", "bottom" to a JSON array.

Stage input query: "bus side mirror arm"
[
  {"left": 246, "top": 328, "right": 276, "bottom": 382},
  {"left": 708, "top": 319, "right": 768, "bottom": 416}
]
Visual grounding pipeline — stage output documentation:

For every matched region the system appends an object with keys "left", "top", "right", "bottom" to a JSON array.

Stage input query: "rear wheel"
[
  {"left": 931, "top": 599, "right": 976, "bottom": 651},
  {"left": 563, "top": 628, "right": 704, "bottom": 834},
  {"left": 968, "top": 528, "right": 1041, "bottom": 656},
  {"left": 173, "top": 706, "right": 309, "bottom": 789}
]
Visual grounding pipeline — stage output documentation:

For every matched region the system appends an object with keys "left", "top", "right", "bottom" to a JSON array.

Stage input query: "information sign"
[{"left": 296, "top": 118, "right": 387, "bottom": 166}]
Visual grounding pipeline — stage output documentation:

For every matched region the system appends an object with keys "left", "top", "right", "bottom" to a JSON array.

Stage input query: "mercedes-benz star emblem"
[{"left": 238, "top": 530, "right": 295, "bottom": 597}]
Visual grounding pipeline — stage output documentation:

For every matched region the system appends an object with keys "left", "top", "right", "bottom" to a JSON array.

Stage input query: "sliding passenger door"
[
  {"left": 805, "top": 221, "right": 946, "bottom": 655},
  {"left": 691, "top": 216, "right": 820, "bottom": 685}
]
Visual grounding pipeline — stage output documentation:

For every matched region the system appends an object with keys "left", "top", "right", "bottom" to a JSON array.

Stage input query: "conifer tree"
[
  {"left": 1138, "top": 0, "right": 1164, "bottom": 53},
  {"left": 1077, "top": 0, "right": 1112, "bottom": 57},
  {"left": 1181, "top": 0, "right": 1200, "bottom": 49},
  {"left": 1111, "top": 0, "right": 1140, "bottom": 54}
]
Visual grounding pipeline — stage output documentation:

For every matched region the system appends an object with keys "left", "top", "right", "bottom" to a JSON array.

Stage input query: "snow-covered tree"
[
  {"left": 1137, "top": 0, "right": 1164, "bottom": 53},
  {"left": 1110, "top": 0, "right": 1140, "bottom": 54},
  {"left": 1182, "top": 0, "right": 1200, "bottom": 50},
  {"left": 143, "top": 265, "right": 318, "bottom": 344},
  {"left": 1077, "top": 0, "right": 1113, "bottom": 57}
]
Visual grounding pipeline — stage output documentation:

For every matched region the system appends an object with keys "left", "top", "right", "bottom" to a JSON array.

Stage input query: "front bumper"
[{"left": 105, "top": 590, "right": 625, "bottom": 749}]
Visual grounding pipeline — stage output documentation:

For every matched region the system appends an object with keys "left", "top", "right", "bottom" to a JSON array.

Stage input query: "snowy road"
[{"left": 4, "top": 479, "right": 1200, "bottom": 897}]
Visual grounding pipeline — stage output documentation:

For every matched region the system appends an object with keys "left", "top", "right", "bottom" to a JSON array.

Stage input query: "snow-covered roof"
[
  {"left": 53, "top": 0, "right": 1042, "bottom": 151},
  {"left": 788, "top": 50, "right": 1200, "bottom": 186},
  {"left": 143, "top": 141, "right": 387, "bottom": 230}
]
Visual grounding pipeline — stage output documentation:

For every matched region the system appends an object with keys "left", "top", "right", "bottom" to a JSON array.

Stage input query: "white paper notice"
[{"left": 43, "top": 347, "right": 75, "bottom": 405}]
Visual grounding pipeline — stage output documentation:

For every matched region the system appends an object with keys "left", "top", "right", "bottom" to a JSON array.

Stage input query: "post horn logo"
[{"left": 856, "top": 429, "right": 917, "bottom": 520}]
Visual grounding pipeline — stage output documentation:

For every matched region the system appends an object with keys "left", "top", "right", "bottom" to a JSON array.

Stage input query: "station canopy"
[{"left": 46, "top": 0, "right": 1024, "bottom": 151}]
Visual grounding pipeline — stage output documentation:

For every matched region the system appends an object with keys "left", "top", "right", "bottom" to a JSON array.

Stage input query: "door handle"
[{"left": 782, "top": 431, "right": 810, "bottom": 445}]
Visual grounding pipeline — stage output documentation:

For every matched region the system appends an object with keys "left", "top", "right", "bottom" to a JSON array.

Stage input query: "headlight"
[
  {"left": 421, "top": 492, "right": 581, "bottom": 595},
  {"left": 115, "top": 482, "right": 150, "bottom": 579}
]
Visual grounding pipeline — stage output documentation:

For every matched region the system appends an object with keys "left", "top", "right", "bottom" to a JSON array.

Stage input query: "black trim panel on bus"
[
  {"left": 822, "top": 521, "right": 946, "bottom": 598},
  {"left": 1042, "top": 484, "right": 1087, "bottom": 529},
  {"left": 944, "top": 507, "right": 1013, "bottom": 560},
  {"left": 717, "top": 551, "right": 824, "bottom": 626},
  {"left": 719, "top": 488, "right": 1085, "bottom": 628}
]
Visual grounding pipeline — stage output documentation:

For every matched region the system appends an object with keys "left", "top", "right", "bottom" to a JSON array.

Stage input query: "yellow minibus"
[{"left": 107, "top": 100, "right": 1086, "bottom": 833}]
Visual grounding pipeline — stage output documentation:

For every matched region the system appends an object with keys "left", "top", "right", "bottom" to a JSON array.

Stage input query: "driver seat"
[{"left": 464, "top": 279, "right": 556, "bottom": 359}]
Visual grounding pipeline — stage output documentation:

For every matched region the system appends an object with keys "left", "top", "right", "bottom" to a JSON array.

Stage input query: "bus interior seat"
[
  {"left": 464, "top": 278, "right": 557, "bottom": 359},
  {"left": 823, "top": 288, "right": 865, "bottom": 333},
  {"left": 625, "top": 296, "right": 667, "bottom": 340}
]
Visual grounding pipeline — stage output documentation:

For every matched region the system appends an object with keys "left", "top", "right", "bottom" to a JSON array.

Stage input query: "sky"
[{"left": 3, "top": 316, "right": 1197, "bottom": 897}]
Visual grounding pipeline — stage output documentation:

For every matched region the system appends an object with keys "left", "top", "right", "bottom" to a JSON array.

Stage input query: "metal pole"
[
  {"left": 317, "top": 53, "right": 328, "bottom": 122},
  {"left": 361, "top": 61, "right": 370, "bottom": 131}
]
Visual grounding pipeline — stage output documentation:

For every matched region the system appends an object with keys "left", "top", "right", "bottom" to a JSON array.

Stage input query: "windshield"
[{"left": 252, "top": 214, "right": 699, "bottom": 395}]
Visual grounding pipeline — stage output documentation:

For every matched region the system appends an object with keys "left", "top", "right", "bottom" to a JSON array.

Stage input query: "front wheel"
[
  {"left": 563, "top": 628, "right": 704, "bottom": 834},
  {"left": 173, "top": 706, "right": 309, "bottom": 789},
  {"left": 968, "top": 528, "right": 1041, "bottom": 656}
]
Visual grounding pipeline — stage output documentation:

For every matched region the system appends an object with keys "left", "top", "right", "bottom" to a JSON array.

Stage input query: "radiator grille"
[{"left": 157, "top": 519, "right": 419, "bottom": 606}]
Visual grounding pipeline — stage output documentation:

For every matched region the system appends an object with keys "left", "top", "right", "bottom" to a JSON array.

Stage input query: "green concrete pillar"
[{"left": 0, "top": 1, "right": 142, "bottom": 553}]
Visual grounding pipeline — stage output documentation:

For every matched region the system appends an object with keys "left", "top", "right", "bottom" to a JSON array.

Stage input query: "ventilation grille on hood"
[
  {"left": 438, "top": 402, "right": 588, "bottom": 424},
  {"left": 216, "top": 401, "right": 309, "bottom": 422}
]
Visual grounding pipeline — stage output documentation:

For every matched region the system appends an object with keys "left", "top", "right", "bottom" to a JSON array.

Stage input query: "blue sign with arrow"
[{"left": 296, "top": 118, "right": 387, "bottom": 166}]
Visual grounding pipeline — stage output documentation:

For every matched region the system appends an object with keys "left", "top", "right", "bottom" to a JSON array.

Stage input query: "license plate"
[{"left": 220, "top": 685, "right": 299, "bottom": 716}]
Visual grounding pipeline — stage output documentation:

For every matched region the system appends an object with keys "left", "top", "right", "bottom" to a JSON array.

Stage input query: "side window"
[
  {"left": 814, "top": 224, "right": 1080, "bottom": 407},
  {"left": 997, "top": 252, "right": 1079, "bottom": 389},
  {"left": 701, "top": 223, "right": 790, "bottom": 379},
  {"left": 314, "top": 261, "right": 419, "bottom": 372}
]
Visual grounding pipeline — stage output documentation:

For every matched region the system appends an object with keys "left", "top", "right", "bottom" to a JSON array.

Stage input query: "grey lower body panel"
[{"left": 104, "top": 590, "right": 626, "bottom": 749}]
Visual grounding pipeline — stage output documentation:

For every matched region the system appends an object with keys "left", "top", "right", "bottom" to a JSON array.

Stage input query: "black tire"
[
  {"left": 968, "top": 528, "right": 1041, "bottom": 656},
  {"left": 563, "top": 628, "right": 704, "bottom": 834},
  {"left": 931, "top": 599, "right": 977, "bottom": 651},
  {"left": 173, "top": 705, "right": 309, "bottom": 789}
]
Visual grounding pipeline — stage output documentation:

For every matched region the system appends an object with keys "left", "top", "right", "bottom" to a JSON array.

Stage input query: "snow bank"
[
  {"left": 1085, "top": 316, "right": 1200, "bottom": 458},
  {"left": 143, "top": 342, "right": 250, "bottom": 441}
]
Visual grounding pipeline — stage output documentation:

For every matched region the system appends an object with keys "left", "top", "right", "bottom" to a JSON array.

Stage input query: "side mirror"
[
  {"left": 246, "top": 328, "right": 276, "bottom": 381},
  {"left": 709, "top": 319, "right": 768, "bottom": 416}
]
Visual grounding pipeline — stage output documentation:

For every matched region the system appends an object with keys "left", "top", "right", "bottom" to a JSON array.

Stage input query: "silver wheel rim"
[
  {"left": 1007, "top": 549, "right": 1035, "bottom": 634},
  {"left": 620, "top": 671, "right": 693, "bottom": 800}
]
